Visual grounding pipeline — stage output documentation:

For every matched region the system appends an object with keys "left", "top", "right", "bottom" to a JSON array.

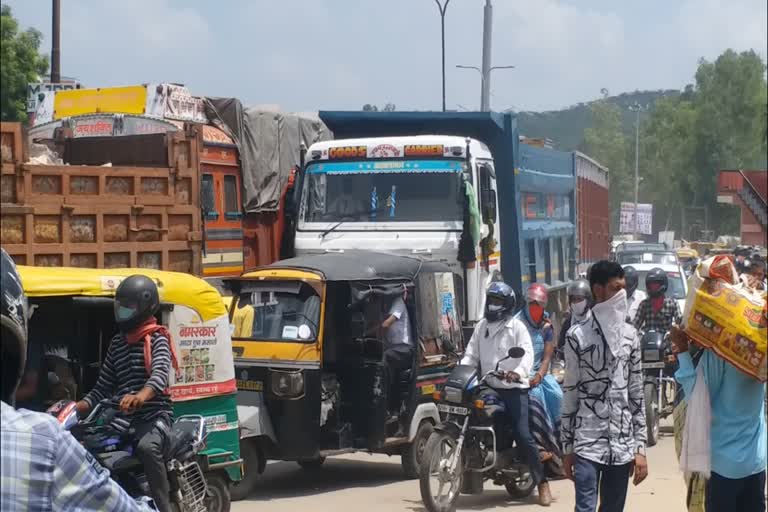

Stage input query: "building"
[{"left": 717, "top": 170, "right": 767, "bottom": 246}]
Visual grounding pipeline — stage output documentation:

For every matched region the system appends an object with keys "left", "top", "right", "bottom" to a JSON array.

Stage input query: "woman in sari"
[{"left": 515, "top": 283, "right": 564, "bottom": 478}]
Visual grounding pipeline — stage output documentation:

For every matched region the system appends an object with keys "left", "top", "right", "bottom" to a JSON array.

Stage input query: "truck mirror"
[{"left": 481, "top": 189, "right": 497, "bottom": 223}]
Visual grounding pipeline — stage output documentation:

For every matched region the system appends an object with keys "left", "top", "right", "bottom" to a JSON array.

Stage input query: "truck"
[
  {"left": 574, "top": 151, "right": 610, "bottom": 270},
  {"left": 292, "top": 111, "right": 581, "bottom": 327}
]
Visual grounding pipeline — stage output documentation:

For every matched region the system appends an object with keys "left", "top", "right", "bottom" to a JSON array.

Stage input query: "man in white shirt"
[
  {"left": 623, "top": 266, "right": 646, "bottom": 324},
  {"left": 381, "top": 290, "right": 414, "bottom": 419},
  {"left": 461, "top": 282, "right": 549, "bottom": 506}
]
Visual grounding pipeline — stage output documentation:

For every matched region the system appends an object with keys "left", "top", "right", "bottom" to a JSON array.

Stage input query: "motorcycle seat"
[{"left": 98, "top": 450, "right": 143, "bottom": 472}]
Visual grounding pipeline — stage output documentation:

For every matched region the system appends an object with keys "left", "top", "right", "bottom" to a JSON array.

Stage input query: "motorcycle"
[
  {"left": 47, "top": 399, "right": 216, "bottom": 512},
  {"left": 419, "top": 347, "right": 532, "bottom": 512},
  {"left": 640, "top": 330, "right": 677, "bottom": 446}
]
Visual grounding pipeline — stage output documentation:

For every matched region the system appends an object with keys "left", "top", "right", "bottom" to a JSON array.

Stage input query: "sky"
[{"left": 3, "top": 0, "right": 767, "bottom": 113}]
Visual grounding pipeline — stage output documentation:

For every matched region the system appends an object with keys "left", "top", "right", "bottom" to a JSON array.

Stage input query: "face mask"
[
  {"left": 486, "top": 304, "right": 504, "bottom": 322},
  {"left": 528, "top": 303, "right": 544, "bottom": 324},
  {"left": 591, "top": 289, "right": 628, "bottom": 356},
  {"left": 571, "top": 300, "right": 588, "bottom": 318}
]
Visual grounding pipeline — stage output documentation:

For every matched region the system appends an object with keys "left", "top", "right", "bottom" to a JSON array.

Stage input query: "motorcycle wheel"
[
  {"left": 204, "top": 473, "right": 231, "bottom": 512},
  {"left": 419, "top": 431, "right": 464, "bottom": 512},
  {"left": 505, "top": 473, "right": 535, "bottom": 499},
  {"left": 644, "top": 383, "right": 659, "bottom": 446}
]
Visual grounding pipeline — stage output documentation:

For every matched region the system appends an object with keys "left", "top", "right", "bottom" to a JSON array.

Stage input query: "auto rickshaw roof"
[
  {"left": 258, "top": 251, "right": 451, "bottom": 282},
  {"left": 16, "top": 265, "right": 227, "bottom": 322}
]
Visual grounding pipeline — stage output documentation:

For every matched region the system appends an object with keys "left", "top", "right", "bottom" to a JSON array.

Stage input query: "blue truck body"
[{"left": 317, "top": 111, "right": 576, "bottom": 294}]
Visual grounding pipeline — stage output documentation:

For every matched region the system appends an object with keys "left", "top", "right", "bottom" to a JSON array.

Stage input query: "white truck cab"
[{"left": 295, "top": 135, "right": 500, "bottom": 324}]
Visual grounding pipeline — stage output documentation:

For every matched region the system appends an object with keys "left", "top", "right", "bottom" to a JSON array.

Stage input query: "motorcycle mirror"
[{"left": 507, "top": 347, "right": 525, "bottom": 359}]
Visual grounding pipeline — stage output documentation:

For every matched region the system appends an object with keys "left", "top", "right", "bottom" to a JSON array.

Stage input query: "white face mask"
[
  {"left": 571, "top": 300, "right": 588, "bottom": 319},
  {"left": 591, "top": 289, "right": 628, "bottom": 356}
]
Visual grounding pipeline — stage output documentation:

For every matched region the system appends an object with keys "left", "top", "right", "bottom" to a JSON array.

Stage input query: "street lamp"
[
  {"left": 456, "top": 65, "right": 515, "bottom": 111},
  {"left": 434, "top": 0, "right": 451, "bottom": 112},
  {"left": 628, "top": 102, "right": 645, "bottom": 237}
]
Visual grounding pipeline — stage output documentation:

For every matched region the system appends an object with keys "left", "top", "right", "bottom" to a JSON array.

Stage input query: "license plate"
[
  {"left": 643, "top": 362, "right": 665, "bottom": 369},
  {"left": 438, "top": 403, "right": 469, "bottom": 415}
]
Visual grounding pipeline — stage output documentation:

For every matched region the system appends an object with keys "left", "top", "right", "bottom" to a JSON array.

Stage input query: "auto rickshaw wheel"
[
  {"left": 204, "top": 473, "right": 231, "bottom": 512},
  {"left": 297, "top": 456, "right": 326, "bottom": 470},
  {"left": 230, "top": 439, "right": 262, "bottom": 501},
  {"left": 402, "top": 420, "right": 434, "bottom": 479}
]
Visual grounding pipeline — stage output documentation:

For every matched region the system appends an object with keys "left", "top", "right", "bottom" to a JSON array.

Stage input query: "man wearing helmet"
[
  {"left": 74, "top": 275, "right": 177, "bottom": 512},
  {"left": 461, "top": 282, "right": 550, "bottom": 506},
  {"left": 558, "top": 279, "right": 593, "bottom": 350},
  {"left": 1, "top": 250, "right": 155, "bottom": 511},
  {"left": 623, "top": 266, "right": 646, "bottom": 325},
  {"left": 633, "top": 267, "right": 681, "bottom": 334}
]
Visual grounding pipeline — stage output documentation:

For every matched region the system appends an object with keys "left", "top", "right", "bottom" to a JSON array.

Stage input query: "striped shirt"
[
  {"left": 83, "top": 331, "right": 173, "bottom": 429},
  {"left": 0, "top": 401, "right": 155, "bottom": 511}
]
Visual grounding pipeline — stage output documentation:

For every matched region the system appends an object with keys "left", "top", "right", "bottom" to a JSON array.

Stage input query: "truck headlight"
[{"left": 271, "top": 370, "right": 305, "bottom": 398}]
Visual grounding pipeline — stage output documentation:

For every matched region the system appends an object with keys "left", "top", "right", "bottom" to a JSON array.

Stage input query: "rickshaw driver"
[
  {"left": 377, "top": 286, "right": 414, "bottom": 424},
  {"left": 74, "top": 275, "right": 177, "bottom": 512}
]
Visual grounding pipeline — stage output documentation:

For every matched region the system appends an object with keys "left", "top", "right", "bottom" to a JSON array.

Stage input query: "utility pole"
[
  {"left": 480, "top": 0, "right": 493, "bottom": 111},
  {"left": 434, "top": 0, "right": 450, "bottom": 112},
  {"left": 629, "top": 103, "right": 642, "bottom": 237},
  {"left": 456, "top": 65, "right": 514, "bottom": 111},
  {"left": 51, "top": 0, "right": 61, "bottom": 83}
]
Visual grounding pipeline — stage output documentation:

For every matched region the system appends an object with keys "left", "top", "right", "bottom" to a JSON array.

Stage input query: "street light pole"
[
  {"left": 480, "top": 0, "right": 493, "bottom": 111},
  {"left": 456, "top": 65, "right": 515, "bottom": 111},
  {"left": 629, "top": 103, "right": 642, "bottom": 237},
  {"left": 434, "top": 0, "right": 450, "bottom": 112},
  {"left": 51, "top": 0, "right": 61, "bottom": 83}
]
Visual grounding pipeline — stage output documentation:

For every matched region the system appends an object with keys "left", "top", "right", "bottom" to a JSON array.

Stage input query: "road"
[{"left": 232, "top": 421, "right": 688, "bottom": 512}]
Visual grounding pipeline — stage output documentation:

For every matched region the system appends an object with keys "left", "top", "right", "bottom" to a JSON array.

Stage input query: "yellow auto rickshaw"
[
  {"left": 225, "top": 251, "right": 464, "bottom": 500},
  {"left": 15, "top": 265, "right": 242, "bottom": 511}
]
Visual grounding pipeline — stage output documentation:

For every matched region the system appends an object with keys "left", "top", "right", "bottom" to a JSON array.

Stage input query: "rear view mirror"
[{"left": 507, "top": 347, "right": 525, "bottom": 359}]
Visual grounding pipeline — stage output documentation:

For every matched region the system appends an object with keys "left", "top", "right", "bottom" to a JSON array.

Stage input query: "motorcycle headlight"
[
  {"left": 643, "top": 348, "right": 661, "bottom": 362},
  {"left": 271, "top": 370, "right": 305, "bottom": 398},
  {"left": 444, "top": 386, "right": 463, "bottom": 404}
]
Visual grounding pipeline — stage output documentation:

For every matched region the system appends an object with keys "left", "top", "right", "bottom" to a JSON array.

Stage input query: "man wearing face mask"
[
  {"left": 562, "top": 260, "right": 648, "bottom": 512},
  {"left": 461, "top": 282, "right": 550, "bottom": 506},
  {"left": 623, "top": 266, "right": 646, "bottom": 325},
  {"left": 557, "top": 279, "right": 592, "bottom": 351},
  {"left": 633, "top": 268, "right": 681, "bottom": 335}
]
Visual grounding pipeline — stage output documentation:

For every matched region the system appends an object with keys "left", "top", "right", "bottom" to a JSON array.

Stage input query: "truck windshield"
[
  {"left": 301, "top": 159, "right": 465, "bottom": 223},
  {"left": 232, "top": 281, "right": 320, "bottom": 343}
]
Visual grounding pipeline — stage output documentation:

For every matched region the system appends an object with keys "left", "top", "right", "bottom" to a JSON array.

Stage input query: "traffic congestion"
[{"left": 1, "top": 1, "right": 767, "bottom": 512}]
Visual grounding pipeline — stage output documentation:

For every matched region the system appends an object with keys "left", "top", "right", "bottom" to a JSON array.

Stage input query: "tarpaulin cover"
[{"left": 205, "top": 98, "right": 332, "bottom": 213}]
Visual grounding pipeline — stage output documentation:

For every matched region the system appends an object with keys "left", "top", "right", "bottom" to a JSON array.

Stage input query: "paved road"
[{"left": 232, "top": 422, "right": 688, "bottom": 512}]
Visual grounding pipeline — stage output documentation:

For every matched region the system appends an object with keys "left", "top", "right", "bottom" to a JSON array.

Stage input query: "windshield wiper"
[{"left": 320, "top": 206, "right": 388, "bottom": 238}]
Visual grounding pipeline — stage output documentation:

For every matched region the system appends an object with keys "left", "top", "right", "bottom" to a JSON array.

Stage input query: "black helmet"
[
  {"left": 645, "top": 267, "right": 668, "bottom": 297},
  {"left": 624, "top": 266, "right": 639, "bottom": 297},
  {"left": 1, "top": 249, "right": 29, "bottom": 404},
  {"left": 114, "top": 275, "right": 160, "bottom": 331},
  {"left": 566, "top": 278, "right": 592, "bottom": 304},
  {"left": 485, "top": 281, "right": 516, "bottom": 322}
]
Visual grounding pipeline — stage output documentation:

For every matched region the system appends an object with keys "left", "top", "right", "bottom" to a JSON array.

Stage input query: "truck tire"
[
  {"left": 297, "top": 456, "right": 326, "bottom": 470},
  {"left": 402, "top": 420, "right": 434, "bottom": 479},
  {"left": 230, "top": 439, "right": 261, "bottom": 502},
  {"left": 644, "top": 383, "right": 659, "bottom": 447}
]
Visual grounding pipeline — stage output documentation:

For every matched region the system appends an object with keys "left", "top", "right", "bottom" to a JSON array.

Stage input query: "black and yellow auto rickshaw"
[{"left": 226, "top": 251, "right": 464, "bottom": 499}]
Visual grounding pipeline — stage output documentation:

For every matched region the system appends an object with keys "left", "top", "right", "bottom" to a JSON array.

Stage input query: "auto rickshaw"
[
  {"left": 15, "top": 265, "right": 242, "bottom": 512},
  {"left": 225, "top": 251, "right": 464, "bottom": 500},
  {"left": 676, "top": 247, "right": 700, "bottom": 278}
]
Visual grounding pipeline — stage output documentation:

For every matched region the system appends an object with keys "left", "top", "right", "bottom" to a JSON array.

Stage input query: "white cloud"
[{"left": 678, "top": 0, "right": 767, "bottom": 58}]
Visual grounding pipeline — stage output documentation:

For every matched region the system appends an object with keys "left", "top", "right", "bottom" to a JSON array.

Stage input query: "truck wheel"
[
  {"left": 230, "top": 439, "right": 261, "bottom": 501},
  {"left": 297, "top": 456, "right": 326, "bottom": 470},
  {"left": 402, "top": 420, "right": 434, "bottom": 479},
  {"left": 644, "top": 383, "right": 659, "bottom": 447},
  {"left": 204, "top": 473, "right": 231, "bottom": 512}
]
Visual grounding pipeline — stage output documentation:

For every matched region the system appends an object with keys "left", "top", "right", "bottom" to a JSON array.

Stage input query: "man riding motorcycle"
[
  {"left": 624, "top": 266, "right": 647, "bottom": 325},
  {"left": 460, "top": 282, "right": 550, "bottom": 506},
  {"left": 75, "top": 275, "right": 177, "bottom": 512},
  {"left": 0, "top": 249, "right": 154, "bottom": 511},
  {"left": 633, "top": 267, "right": 681, "bottom": 334}
]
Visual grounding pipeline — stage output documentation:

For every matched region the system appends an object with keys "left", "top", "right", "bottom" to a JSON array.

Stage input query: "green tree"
[
  {"left": 1, "top": 5, "right": 49, "bottom": 122},
  {"left": 582, "top": 100, "right": 631, "bottom": 230}
]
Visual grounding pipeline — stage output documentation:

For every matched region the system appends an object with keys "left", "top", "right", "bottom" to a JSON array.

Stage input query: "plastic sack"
[
  {"left": 683, "top": 255, "right": 767, "bottom": 382},
  {"left": 680, "top": 364, "right": 711, "bottom": 479}
]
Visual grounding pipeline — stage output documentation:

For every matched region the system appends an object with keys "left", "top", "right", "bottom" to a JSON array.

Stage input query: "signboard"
[
  {"left": 321, "top": 143, "right": 460, "bottom": 161},
  {"left": 404, "top": 144, "right": 444, "bottom": 157},
  {"left": 620, "top": 202, "right": 653, "bottom": 235},
  {"left": 54, "top": 85, "right": 147, "bottom": 119},
  {"left": 168, "top": 305, "right": 236, "bottom": 401},
  {"left": 28, "top": 114, "right": 178, "bottom": 141},
  {"left": 327, "top": 145, "right": 367, "bottom": 159},
  {"left": 27, "top": 80, "right": 81, "bottom": 113},
  {"left": 158, "top": 84, "right": 207, "bottom": 123}
]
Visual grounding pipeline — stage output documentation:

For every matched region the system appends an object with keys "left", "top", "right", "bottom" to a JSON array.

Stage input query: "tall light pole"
[
  {"left": 434, "top": 0, "right": 451, "bottom": 112},
  {"left": 480, "top": 0, "right": 493, "bottom": 111},
  {"left": 456, "top": 65, "right": 515, "bottom": 111},
  {"left": 51, "top": 0, "right": 61, "bottom": 83},
  {"left": 628, "top": 102, "right": 643, "bottom": 237}
]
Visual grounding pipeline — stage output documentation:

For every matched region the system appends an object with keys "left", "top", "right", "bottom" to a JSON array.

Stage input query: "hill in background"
[{"left": 516, "top": 89, "right": 680, "bottom": 151}]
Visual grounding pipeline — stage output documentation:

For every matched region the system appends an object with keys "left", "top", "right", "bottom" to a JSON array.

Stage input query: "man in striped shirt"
[{"left": 76, "top": 275, "right": 176, "bottom": 512}]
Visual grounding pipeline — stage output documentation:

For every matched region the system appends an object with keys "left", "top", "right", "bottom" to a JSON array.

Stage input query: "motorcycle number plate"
[
  {"left": 643, "top": 362, "right": 665, "bottom": 369},
  {"left": 438, "top": 403, "right": 469, "bottom": 416}
]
